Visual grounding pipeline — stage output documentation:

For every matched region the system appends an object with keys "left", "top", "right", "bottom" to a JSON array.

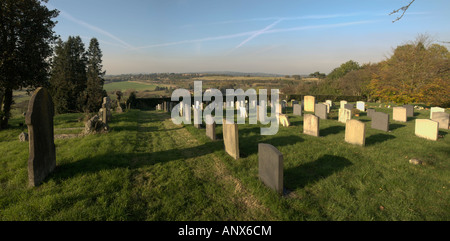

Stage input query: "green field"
[{"left": 0, "top": 104, "right": 449, "bottom": 221}]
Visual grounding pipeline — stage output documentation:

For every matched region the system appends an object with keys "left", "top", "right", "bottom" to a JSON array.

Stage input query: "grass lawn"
[{"left": 0, "top": 104, "right": 448, "bottom": 221}]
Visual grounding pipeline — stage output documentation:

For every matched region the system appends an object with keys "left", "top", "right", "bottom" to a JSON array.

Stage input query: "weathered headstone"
[
  {"left": 25, "top": 88, "right": 56, "bottom": 187},
  {"left": 367, "top": 109, "right": 375, "bottom": 118},
  {"left": 303, "top": 114, "right": 320, "bottom": 137},
  {"left": 278, "top": 114, "right": 290, "bottom": 127},
  {"left": 323, "top": 102, "right": 331, "bottom": 114},
  {"left": 345, "top": 119, "right": 366, "bottom": 146},
  {"left": 326, "top": 100, "right": 333, "bottom": 107},
  {"left": 184, "top": 103, "right": 191, "bottom": 123},
  {"left": 431, "top": 112, "right": 449, "bottom": 130},
  {"left": 223, "top": 120, "right": 239, "bottom": 160},
  {"left": 403, "top": 105, "right": 414, "bottom": 117},
  {"left": 415, "top": 119, "right": 439, "bottom": 141},
  {"left": 356, "top": 101, "right": 365, "bottom": 112},
  {"left": 340, "top": 100, "right": 348, "bottom": 108},
  {"left": 315, "top": 103, "right": 328, "bottom": 119},
  {"left": 371, "top": 112, "right": 389, "bottom": 132},
  {"left": 258, "top": 143, "right": 284, "bottom": 195},
  {"left": 304, "top": 96, "right": 315, "bottom": 112},
  {"left": 293, "top": 104, "right": 302, "bottom": 116},
  {"left": 338, "top": 108, "right": 352, "bottom": 124},
  {"left": 393, "top": 107, "right": 407, "bottom": 122},
  {"left": 19, "top": 132, "right": 29, "bottom": 142},
  {"left": 430, "top": 107, "right": 445, "bottom": 119},
  {"left": 193, "top": 107, "right": 202, "bottom": 129},
  {"left": 205, "top": 115, "right": 217, "bottom": 140},
  {"left": 239, "top": 107, "right": 248, "bottom": 118}
]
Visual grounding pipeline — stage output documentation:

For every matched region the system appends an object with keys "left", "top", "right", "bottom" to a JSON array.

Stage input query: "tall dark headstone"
[
  {"left": 258, "top": 143, "right": 284, "bottom": 195},
  {"left": 371, "top": 112, "right": 389, "bottom": 132},
  {"left": 367, "top": 109, "right": 375, "bottom": 118},
  {"left": 25, "top": 88, "right": 56, "bottom": 187}
]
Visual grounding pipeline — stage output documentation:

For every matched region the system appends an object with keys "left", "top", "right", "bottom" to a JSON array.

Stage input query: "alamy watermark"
[{"left": 171, "top": 81, "right": 281, "bottom": 135}]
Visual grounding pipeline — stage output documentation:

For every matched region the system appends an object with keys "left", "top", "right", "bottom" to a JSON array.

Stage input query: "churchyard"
[{"left": 0, "top": 93, "right": 449, "bottom": 221}]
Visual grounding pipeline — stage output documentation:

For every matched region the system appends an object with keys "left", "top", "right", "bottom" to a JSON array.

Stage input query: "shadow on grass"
[
  {"left": 365, "top": 133, "right": 396, "bottom": 146},
  {"left": 321, "top": 125, "right": 345, "bottom": 137},
  {"left": 390, "top": 123, "right": 406, "bottom": 131},
  {"left": 284, "top": 155, "right": 352, "bottom": 191}
]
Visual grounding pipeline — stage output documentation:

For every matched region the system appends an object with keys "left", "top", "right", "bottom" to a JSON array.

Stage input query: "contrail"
[
  {"left": 137, "top": 20, "right": 378, "bottom": 50},
  {"left": 57, "top": 9, "right": 134, "bottom": 49},
  {"left": 234, "top": 19, "right": 283, "bottom": 49}
]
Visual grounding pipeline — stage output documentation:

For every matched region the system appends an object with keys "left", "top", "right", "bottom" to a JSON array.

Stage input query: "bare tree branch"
[{"left": 390, "top": 0, "right": 416, "bottom": 23}]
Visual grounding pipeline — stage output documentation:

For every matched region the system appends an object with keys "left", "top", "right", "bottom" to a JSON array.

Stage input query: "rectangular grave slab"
[
  {"left": 223, "top": 120, "right": 239, "bottom": 160},
  {"left": 25, "top": 88, "right": 56, "bottom": 187},
  {"left": 344, "top": 104, "right": 354, "bottom": 110},
  {"left": 371, "top": 112, "right": 389, "bottom": 132},
  {"left": 258, "top": 143, "right": 284, "bottom": 195},
  {"left": 345, "top": 119, "right": 366, "bottom": 146},
  {"left": 415, "top": 119, "right": 439, "bottom": 141},
  {"left": 293, "top": 104, "right": 302, "bottom": 116},
  {"left": 205, "top": 115, "right": 217, "bottom": 140},
  {"left": 303, "top": 114, "right": 319, "bottom": 137},
  {"left": 304, "top": 96, "right": 315, "bottom": 112},
  {"left": 356, "top": 101, "right": 365, "bottom": 112},
  {"left": 339, "top": 108, "right": 352, "bottom": 124},
  {"left": 431, "top": 112, "right": 449, "bottom": 130},
  {"left": 393, "top": 107, "right": 407, "bottom": 122},
  {"left": 403, "top": 105, "right": 414, "bottom": 117},
  {"left": 315, "top": 103, "right": 328, "bottom": 119},
  {"left": 430, "top": 107, "right": 445, "bottom": 119}
]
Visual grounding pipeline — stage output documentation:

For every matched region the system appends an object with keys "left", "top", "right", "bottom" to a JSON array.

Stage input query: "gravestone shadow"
[
  {"left": 389, "top": 123, "right": 406, "bottom": 131},
  {"left": 321, "top": 125, "right": 345, "bottom": 136},
  {"left": 284, "top": 155, "right": 352, "bottom": 191},
  {"left": 365, "top": 133, "right": 396, "bottom": 146}
]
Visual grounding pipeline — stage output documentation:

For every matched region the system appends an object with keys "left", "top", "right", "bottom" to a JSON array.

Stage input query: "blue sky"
[{"left": 46, "top": 0, "right": 450, "bottom": 75}]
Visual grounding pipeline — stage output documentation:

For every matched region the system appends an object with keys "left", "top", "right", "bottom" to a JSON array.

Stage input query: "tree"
[
  {"left": 0, "top": 0, "right": 59, "bottom": 129},
  {"left": 390, "top": 0, "right": 416, "bottom": 23},
  {"left": 327, "top": 60, "right": 361, "bottom": 80},
  {"left": 49, "top": 36, "right": 88, "bottom": 114},
  {"left": 369, "top": 36, "right": 450, "bottom": 106},
  {"left": 85, "top": 38, "right": 105, "bottom": 113},
  {"left": 309, "top": 71, "right": 326, "bottom": 79}
]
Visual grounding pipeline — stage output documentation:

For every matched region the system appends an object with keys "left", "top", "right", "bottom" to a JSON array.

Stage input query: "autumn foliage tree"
[{"left": 369, "top": 36, "right": 450, "bottom": 106}]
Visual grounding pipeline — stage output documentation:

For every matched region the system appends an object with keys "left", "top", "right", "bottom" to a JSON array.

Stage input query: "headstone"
[
  {"left": 19, "top": 132, "right": 29, "bottom": 142},
  {"left": 278, "top": 114, "right": 290, "bottom": 127},
  {"left": 258, "top": 143, "right": 284, "bottom": 195},
  {"left": 356, "top": 101, "right": 365, "bottom": 112},
  {"left": 338, "top": 108, "right": 352, "bottom": 124},
  {"left": 326, "top": 100, "right": 333, "bottom": 107},
  {"left": 323, "top": 102, "right": 331, "bottom": 114},
  {"left": 315, "top": 103, "right": 328, "bottom": 119},
  {"left": 340, "top": 100, "right": 348, "bottom": 108},
  {"left": 367, "top": 109, "right": 375, "bottom": 118},
  {"left": 205, "top": 115, "right": 216, "bottom": 140},
  {"left": 193, "top": 108, "right": 202, "bottom": 129},
  {"left": 403, "top": 105, "right": 414, "bottom": 117},
  {"left": 304, "top": 96, "right": 315, "bottom": 112},
  {"left": 415, "top": 119, "right": 439, "bottom": 141},
  {"left": 293, "top": 104, "right": 302, "bottom": 116},
  {"left": 345, "top": 119, "right": 366, "bottom": 146},
  {"left": 25, "top": 88, "right": 56, "bottom": 187},
  {"left": 371, "top": 112, "right": 389, "bottom": 132},
  {"left": 344, "top": 104, "right": 354, "bottom": 110},
  {"left": 393, "top": 107, "right": 407, "bottom": 122},
  {"left": 239, "top": 107, "right": 248, "bottom": 118},
  {"left": 303, "top": 114, "right": 320, "bottom": 137},
  {"left": 430, "top": 107, "right": 445, "bottom": 119},
  {"left": 223, "top": 120, "right": 239, "bottom": 160},
  {"left": 184, "top": 103, "right": 191, "bottom": 123},
  {"left": 431, "top": 112, "right": 449, "bottom": 130}
]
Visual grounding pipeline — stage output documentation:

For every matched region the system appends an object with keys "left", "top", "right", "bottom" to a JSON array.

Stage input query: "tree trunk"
[{"left": 0, "top": 88, "right": 13, "bottom": 129}]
